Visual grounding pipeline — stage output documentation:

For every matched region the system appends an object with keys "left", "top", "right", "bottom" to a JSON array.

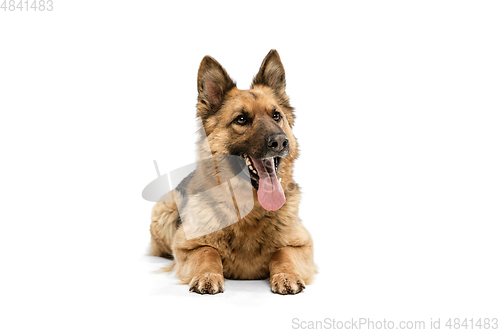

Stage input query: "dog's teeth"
[
  {"left": 279, "top": 178, "right": 282, "bottom": 182},
  {"left": 242, "top": 155, "right": 258, "bottom": 175}
]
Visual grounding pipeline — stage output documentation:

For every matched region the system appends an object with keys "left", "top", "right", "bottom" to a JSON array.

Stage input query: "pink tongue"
[{"left": 250, "top": 157, "right": 286, "bottom": 211}]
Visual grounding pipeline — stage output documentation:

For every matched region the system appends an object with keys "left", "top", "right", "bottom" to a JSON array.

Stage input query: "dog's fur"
[{"left": 149, "top": 50, "right": 316, "bottom": 295}]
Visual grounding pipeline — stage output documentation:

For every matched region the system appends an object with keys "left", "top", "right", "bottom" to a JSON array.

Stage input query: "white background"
[{"left": 1, "top": 1, "right": 499, "bottom": 332}]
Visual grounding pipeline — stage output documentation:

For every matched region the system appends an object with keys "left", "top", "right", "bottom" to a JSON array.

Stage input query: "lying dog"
[{"left": 149, "top": 50, "right": 316, "bottom": 295}]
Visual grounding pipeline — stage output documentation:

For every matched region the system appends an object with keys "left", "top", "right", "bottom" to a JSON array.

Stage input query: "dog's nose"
[{"left": 267, "top": 133, "right": 288, "bottom": 153}]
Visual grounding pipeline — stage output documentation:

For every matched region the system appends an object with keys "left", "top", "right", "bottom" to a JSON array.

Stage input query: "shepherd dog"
[{"left": 149, "top": 50, "right": 316, "bottom": 295}]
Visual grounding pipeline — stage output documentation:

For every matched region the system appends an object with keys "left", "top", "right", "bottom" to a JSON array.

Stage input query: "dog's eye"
[
  {"left": 235, "top": 115, "right": 248, "bottom": 125},
  {"left": 273, "top": 111, "right": 282, "bottom": 122}
]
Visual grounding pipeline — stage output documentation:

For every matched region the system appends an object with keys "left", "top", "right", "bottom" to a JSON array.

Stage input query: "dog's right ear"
[
  {"left": 197, "top": 56, "right": 236, "bottom": 111},
  {"left": 251, "top": 50, "right": 286, "bottom": 97}
]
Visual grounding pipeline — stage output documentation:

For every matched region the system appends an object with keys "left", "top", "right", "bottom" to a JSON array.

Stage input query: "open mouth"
[
  {"left": 240, "top": 153, "right": 285, "bottom": 211},
  {"left": 242, "top": 154, "right": 281, "bottom": 185}
]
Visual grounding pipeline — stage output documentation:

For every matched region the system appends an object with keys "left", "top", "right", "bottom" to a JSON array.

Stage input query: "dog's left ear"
[
  {"left": 197, "top": 56, "right": 236, "bottom": 110},
  {"left": 252, "top": 49, "right": 286, "bottom": 96}
]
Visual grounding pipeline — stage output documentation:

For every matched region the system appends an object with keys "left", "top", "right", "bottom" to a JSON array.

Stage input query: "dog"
[{"left": 149, "top": 50, "right": 316, "bottom": 295}]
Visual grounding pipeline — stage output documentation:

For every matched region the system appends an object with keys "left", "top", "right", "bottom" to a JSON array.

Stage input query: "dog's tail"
[{"left": 149, "top": 191, "right": 181, "bottom": 261}]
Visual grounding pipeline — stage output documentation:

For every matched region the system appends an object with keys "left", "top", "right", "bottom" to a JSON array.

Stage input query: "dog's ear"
[
  {"left": 197, "top": 56, "right": 236, "bottom": 110},
  {"left": 252, "top": 49, "right": 286, "bottom": 95}
]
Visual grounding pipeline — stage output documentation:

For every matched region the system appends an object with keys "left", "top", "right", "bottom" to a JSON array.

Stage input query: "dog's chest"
[{"left": 214, "top": 220, "right": 283, "bottom": 279}]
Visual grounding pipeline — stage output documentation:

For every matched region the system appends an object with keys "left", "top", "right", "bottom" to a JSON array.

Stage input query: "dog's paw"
[
  {"left": 270, "top": 273, "right": 306, "bottom": 295},
  {"left": 189, "top": 273, "right": 225, "bottom": 295}
]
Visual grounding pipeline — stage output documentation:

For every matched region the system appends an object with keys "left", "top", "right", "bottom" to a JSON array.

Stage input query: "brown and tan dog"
[{"left": 149, "top": 50, "right": 316, "bottom": 295}]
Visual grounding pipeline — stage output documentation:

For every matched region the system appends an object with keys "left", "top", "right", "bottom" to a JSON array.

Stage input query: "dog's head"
[{"left": 196, "top": 50, "right": 298, "bottom": 211}]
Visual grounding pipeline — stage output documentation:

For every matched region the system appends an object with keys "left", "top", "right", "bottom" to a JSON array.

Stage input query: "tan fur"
[{"left": 149, "top": 50, "right": 317, "bottom": 294}]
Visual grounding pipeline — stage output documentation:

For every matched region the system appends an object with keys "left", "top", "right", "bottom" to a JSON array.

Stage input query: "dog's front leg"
[
  {"left": 269, "top": 245, "right": 315, "bottom": 295},
  {"left": 176, "top": 246, "right": 224, "bottom": 294}
]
